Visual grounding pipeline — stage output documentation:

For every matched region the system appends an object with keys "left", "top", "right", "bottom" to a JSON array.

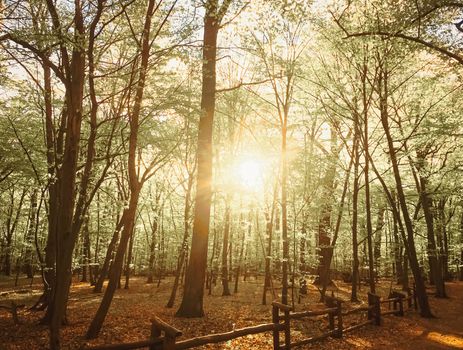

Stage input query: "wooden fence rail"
[{"left": 86, "top": 289, "right": 415, "bottom": 350}]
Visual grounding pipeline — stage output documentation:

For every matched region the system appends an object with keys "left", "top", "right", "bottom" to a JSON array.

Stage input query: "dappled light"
[
  {"left": 426, "top": 331, "right": 463, "bottom": 349},
  {"left": 1, "top": 0, "right": 463, "bottom": 349}
]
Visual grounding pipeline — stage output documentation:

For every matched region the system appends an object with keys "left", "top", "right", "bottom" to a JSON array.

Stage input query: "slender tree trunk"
[
  {"left": 262, "top": 182, "right": 278, "bottom": 305},
  {"left": 221, "top": 198, "right": 232, "bottom": 296},
  {"left": 418, "top": 176, "right": 446, "bottom": 297},
  {"left": 361, "top": 60, "right": 376, "bottom": 294},
  {"left": 86, "top": 0, "right": 157, "bottom": 336},
  {"left": 320, "top": 145, "right": 353, "bottom": 300},
  {"left": 234, "top": 215, "right": 248, "bottom": 293},
  {"left": 378, "top": 66, "right": 432, "bottom": 317},
  {"left": 87, "top": 191, "right": 140, "bottom": 338},
  {"left": 25, "top": 189, "right": 38, "bottom": 279},
  {"left": 373, "top": 206, "right": 385, "bottom": 277},
  {"left": 392, "top": 201, "right": 404, "bottom": 284},
  {"left": 351, "top": 116, "right": 360, "bottom": 302},
  {"left": 437, "top": 199, "right": 450, "bottom": 281},
  {"left": 166, "top": 190, "right": 191, "bottom": 307},
  {"left": 146, "top": 221, "right": 157, "bottom": 284},
  {"left": 317, "top": 124, "right": 339, "bottom": 300},
  {"left": 93, "top": 214, "right": 124, "bottom": 293},
  {"left": 3, "top": 188, "right": 26, "bottom": 276},
  {"left": 281, "top": 117, "right": 289, "bottom": 305},
  {"left": 124, "top": 226, "right": 135, "bottom": 289}
]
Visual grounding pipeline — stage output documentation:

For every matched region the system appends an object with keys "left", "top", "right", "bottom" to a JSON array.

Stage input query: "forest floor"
[{"left": 0, "top": 275, "right": 462, "bottom": 349}]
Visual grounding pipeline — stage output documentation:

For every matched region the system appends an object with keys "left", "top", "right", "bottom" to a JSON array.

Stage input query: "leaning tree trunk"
[
  {"left": 320, "top": 143, "right": 353, "bottom": 301},
  {"left": 124, "top": 226, "right": 135, "bottom": 289},
  {"left": 86, "top": 189, "right": 140, "bottom": 338},
  {"left": 166, "top": 193, "right": 191, "bottom": 307},
  {"left": 391, "top": 199, "right": 404, "bottom": 285},
  {"left": 93, "top": 213, "right": 125, "bottom": 293},
  {"left": 86, "top": 0, "right": 157, "bottom": 337},
  {"left": 378, "top": 67, "right": 432, "bottom": 317}
]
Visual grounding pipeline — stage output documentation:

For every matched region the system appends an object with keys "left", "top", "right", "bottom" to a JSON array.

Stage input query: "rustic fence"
[{"left": 86, "top": 289, "right": 415, "bottom": 350}]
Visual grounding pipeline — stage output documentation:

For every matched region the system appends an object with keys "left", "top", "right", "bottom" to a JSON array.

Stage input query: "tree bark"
[
  {"left": 377, "top": 66, "right": 432, "bottom": 317},
  {"left": 221, "top": 198, "right": 232, "bottom": 296},
  {"left": 176, "top": 0, "right": 231, "bottom": 317},
  {"left": 86, "top": 0, "right": 158, "bottom": 336},
  {"left": 351, "top": 114, "right": 360, "bottom": 302}
]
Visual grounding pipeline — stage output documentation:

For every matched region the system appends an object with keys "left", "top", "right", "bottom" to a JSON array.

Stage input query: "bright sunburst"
[{"left": 234, "top": 158, "right": 264, "bottom": 190}]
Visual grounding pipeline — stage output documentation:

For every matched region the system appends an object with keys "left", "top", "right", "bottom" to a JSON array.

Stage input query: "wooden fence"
[{"left": 86, "top": 289, "right": 415, "bottom": 350}]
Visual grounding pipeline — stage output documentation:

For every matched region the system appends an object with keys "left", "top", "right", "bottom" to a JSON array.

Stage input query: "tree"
[
  {"left": 176, "top": 0, "right": 233, "bottom": 318},
  {"left": 86, "top": 0, "right": 178, "bottom": 337}
]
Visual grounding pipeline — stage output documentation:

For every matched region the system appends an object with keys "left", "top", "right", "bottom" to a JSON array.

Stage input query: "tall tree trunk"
[
  {"left": 124, "top": 226, "right": 135, "bottom": 289},
  {"left": 281, "top": 117, "right": 289, "bottom": 305},
  {"left": 317, "top": 124, "right": 338, "bottom": 298},
  {"left": 262, "top": 181, "right": 278, "bottom": 305},
  {"left": 373, "top": 206, "right": 385, "bottom": 278},
  {"left": 176, "top": 0, "right": 231, "bottom": 317},
  {"left": 86, "top": 0, "right": 157, "bottom": 336},
  {"left": 3, "top": 188, "right": 26, "bottom": 276},
  {"left": 436, "top": 199, "right": 451, "bottom": 281},
  {"left": 221, "top": 198, "right": 232, "bottom": 296},
  {"left": 87, "top": 191, "right": 140, "bottom": 338},
  {"left": 320, "top": 144, "right": 353, "bottom": 301},
  {"left": 146, "top": 217, "right": 157, "bottom": 284},
  {"left": 392, "top": 200, "right": 404, "bottom": 284},
  {"left": 234, "top": 212, "right": 248, "bottom": 293},
  {"left": 81, "top": 218, "right": 91, "bottom": 283},
  {"left": 361, "top": 60, "right": 376, "bottom": 294},
  {"left": 166, "top": 176, "right": 192, "bottom": 307},
  {"left": 418, "top": 175, "right": 446, "bottom": 297},
  {"left": 93, "top": 214, "right": 124, "bottom": 293},
  {"left": 377, "top": 66, "right": 432, "bottom": 317},
  {"left": 351, "top": 117, "right": 360, "bottom": 302},
  {"left": 25, "top": 189, "right": 38, "bottom": 279}
]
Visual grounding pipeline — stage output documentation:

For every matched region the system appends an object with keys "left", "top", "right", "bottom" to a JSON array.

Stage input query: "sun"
[{"left": 234, "top": 158, "right": 264, "bottom": 190}]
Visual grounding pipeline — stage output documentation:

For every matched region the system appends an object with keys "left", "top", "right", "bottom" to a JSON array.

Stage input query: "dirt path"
[{"left": 0, "top": 277, "right": 462, "bottom": 349}]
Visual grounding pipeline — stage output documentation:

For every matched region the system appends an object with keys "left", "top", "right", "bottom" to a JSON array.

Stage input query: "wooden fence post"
[
  {"left": 367, "top": 293, "right": 373, "bottom": 321},
  {"left": 150, "top": 321, "right": 162, "bottom": 350},
  {"left": 336, "top": 299, "right": 343, "bottom": 338},
  {"left": 151, "top": 317, "right": 182, "bottom": 350},
  {"left": 325, "top": 295, "right": 335, "bottom": 333},
  {"left": 272, "top": 304, "right": 280, "bottom": 350},
  {"left": 271, "top": 301, "right": 292, "bottom": 350},
  {"left": 325, "top": 295, "right": 343, "bottom": 338},
  {"left": 374, "top": 295, "right": 381, "bottom": 326},
  {"left": 406, "top": 288, "right": 412, "bottom": 309},
  {"left": 164, "top": 334, "right": 176, "bottom": 350},
  {"left": 368, "top": 293, "right": 381, "bottom": 326},
  {"left": 284, "top": 309, "right": 290, "bottom": 350},
  {"left": 390, "top": 291, "right": 405, "bottom": 316},
  {"left": 398, "top": 295, "right": 404, "bottom": 316}
]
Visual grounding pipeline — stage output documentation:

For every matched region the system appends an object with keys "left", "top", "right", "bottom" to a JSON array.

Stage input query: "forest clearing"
[
  {"left": 1, "top": 276, "right": 462, "bottom": 349},
  {"left": 2, "top": 0, "right": 463, "bottom": 349}
]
